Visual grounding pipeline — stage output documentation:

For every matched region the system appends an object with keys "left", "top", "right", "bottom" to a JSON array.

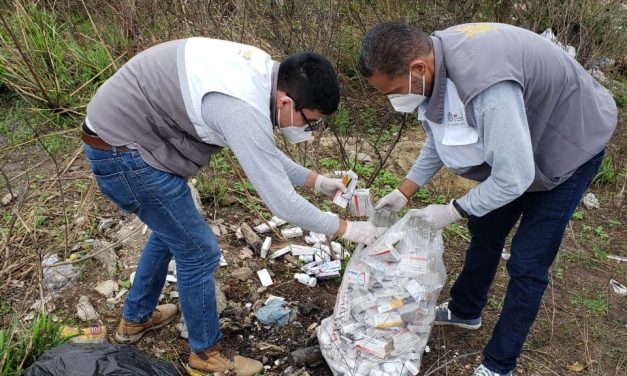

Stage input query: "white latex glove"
[
  {"left": 342, "top": 221, "right": 380, "bottom": 245},
  {"left": 314, "top": 175, "right": 347, "bottom": 197},
  {"left": 414, "top": 201, "right": 462, "bottom": 229},
  {"left": 374, "top": 189, "right": 408, "bottom": 213}
]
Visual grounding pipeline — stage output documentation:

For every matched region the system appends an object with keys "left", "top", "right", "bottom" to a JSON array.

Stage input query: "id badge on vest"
[{"left": 429, "top": 80, "right": 484, "bottom": 169}]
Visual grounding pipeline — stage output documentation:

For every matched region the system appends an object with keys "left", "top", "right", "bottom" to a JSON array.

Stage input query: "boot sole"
[
  {"left": 434, "top": 320, "right": 481, "bottom": 330},
  {"left": 114, "top": 315, "right": 176, "bottom": 344}
]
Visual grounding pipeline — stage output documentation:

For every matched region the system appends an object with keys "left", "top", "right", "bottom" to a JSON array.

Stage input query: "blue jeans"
[
  {"left": 448, "top": 151, "right": 605, "bottom": 374},
  {"left": 83, "top": 145, "right": 222, "bottom": 352}
]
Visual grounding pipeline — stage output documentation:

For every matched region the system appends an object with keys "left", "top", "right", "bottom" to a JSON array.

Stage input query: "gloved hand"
[
  {"left": 374, "top": 189, "right": 408, "bottom": 213},
  {"left": 414, "top": 201, "right": 462, "bottom": 229},
  {"left": 342, "top": 221, "right": 380, "bottom": 245},
  {"left": 314, "top": 175, "right": 347, "bottom": 197}
]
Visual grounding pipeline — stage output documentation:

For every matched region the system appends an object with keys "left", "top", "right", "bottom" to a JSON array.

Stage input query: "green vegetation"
[{"left": 0, "top": 314, "right": 70, "bottom": 375}]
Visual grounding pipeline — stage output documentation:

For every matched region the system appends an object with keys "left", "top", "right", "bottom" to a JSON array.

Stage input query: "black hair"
[
  {"left": 277, "top": 52, "right": 340, "bottom": 115},
  {"left": 359, "top": 22, "right": 432, "bottom": 78}
]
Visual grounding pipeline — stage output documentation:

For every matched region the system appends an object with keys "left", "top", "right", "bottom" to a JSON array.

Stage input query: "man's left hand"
[
  {"left": 415, "top": 201, "right": 463, "bottom": 229},
  {"left": 314, "top": 175, "right": 347, "bottom": 197}
]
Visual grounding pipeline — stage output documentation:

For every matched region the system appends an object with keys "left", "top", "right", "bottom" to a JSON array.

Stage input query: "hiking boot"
[
  {"left": 434, "top": 302, "right": 481, "bottom": 330},
  {"left": 114, "top": 304, "right": 178, "bottom": 344},
  {"left": 473, "top": 364, "right": 512, "bottom": 376},
  {"left": 186, "top": 343, "right": 263, "bottom": 376}
]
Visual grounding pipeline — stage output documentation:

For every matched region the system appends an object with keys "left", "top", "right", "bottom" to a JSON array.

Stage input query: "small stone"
[
  {"left": 170, "top": 291, "right": 179, "bottom": 299},
  {"left": 94, "top": 280, "right": 118, "bottom": 297},
  {"left": 1, "top": 192, "right": 15, "bottom": 206},
  {"left": 239, "top": 247, "right": 254, "bottom": 260},
  {"left": 232, "top": 267, "right": 253, "bottom": 282},
  {"left": 98, "top": 218, "right": 115, "bottom": 233},
  {"left": 77, "top": 295, "right": 99, "bottom": 321},
  {"left": 582, "top": 193, "right": 600, "bottom": 209},
  {"left": 93, "top": 239, "right": 118, "bottom": 277},
  {"left": 168, "top": 259, "right": 176, "bottom": 273}
]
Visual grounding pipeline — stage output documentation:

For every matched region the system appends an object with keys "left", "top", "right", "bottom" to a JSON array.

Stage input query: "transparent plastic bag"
[{"left": 318, "top": 209, "right": 446, "bottom": 375}]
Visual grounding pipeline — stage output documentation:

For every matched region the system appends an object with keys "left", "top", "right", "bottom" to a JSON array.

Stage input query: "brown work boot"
[
  {"left": 187, "top": 343, "right": 263, "bottom": 376},
  {"left": 114, "top": 304, "right": 177, "bottom": 344}
]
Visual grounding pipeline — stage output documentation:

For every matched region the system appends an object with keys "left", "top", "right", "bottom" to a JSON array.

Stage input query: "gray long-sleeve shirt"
[
  {"left": 201, "top": 92, "right": 339, "bottom": 234},
  {"left": 406, "top": 80, "right": 535, "bottom": 217}
]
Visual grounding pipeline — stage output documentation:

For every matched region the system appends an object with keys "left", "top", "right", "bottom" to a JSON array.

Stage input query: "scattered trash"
[
  {"left": 165, "top": 274, "right": 177, "bottom": 283},
  {"left": 333, "top": 170, "right": 358, "bottom": 208},
  {"left": 42, "top": 254, "right": 79, "bottom": 295},
  {"left": 169, "top": 291, "right": 179, "bottom": 299},
  {"left": 176, "top": 317, "right": 188, "bottom": 339},
  {"left": 288, "top": 346, "right": 324, "bottom": 367},
  {"left": 269, "top": 246, "right": 293, "bottom": 260},
  {"left": 607, "top": 254, "right": 627, "bottom": 263},
  {"left": 294, "top": 273, "right": 317, "bottom": 287},
  {"left": 254, "top": 216, "right": 287, "bottom": 233},
  {"left": 257, "top": 269, "right": 273, "bottom": 286},
  {"left": 60, "top": 322, "right": 107, "bottom": 343},
  {"left": 610, "top": 279, "right": 627, "bottom": 296},
  {"left": 232, "top": 267, "right": 254, "bottom": 282},
  {"left": 282, "top": 227, "right": 304, "bottom": 239},
  {"left": 349, "top": 189, "right": 374, "bottom": 218},
  {"left": 501, "top": 250, "right": 511, "bottom": 261},
  {"left": 255, "top": 296, "right": 296, "bottom": 326},
  {"left": 240, "top": 222, "right": 263, "bottom": 251},
  {"left": 77, "top": 295, "right": 100, "bottom": 321},
  {"left": 256, "top": 342, "right": 288, "bottom": 356},
  {"left": 318, "top": 210, "right": 446, "bottom": 375},
  {"left": 129, "top": 271, "right": 136, "bottom": 286},
  {"left": 540, "top": 28, "right": 576, "bottom": 59},
  {"left": 24, "top": 343, "right": 178, "bottom": 376},
  {"left": 582, "top": 193, "right": 600, "bottom": 209},
  {"left": 94, "top": 280, "right": 118, "bottom": 297},
  {"left": 219, "top": 255, "right": 228, "bottom": 266},
  {"left": 261, "top": 237, "right": 272, "bottom": 258}
]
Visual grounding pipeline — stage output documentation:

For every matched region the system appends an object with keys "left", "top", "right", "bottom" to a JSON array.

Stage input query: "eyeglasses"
[{"left": 298, "top": 108, "right": 323, "bottom": 131}]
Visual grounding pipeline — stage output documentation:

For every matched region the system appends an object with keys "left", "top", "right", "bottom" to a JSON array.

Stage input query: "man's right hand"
[
  {"left": 374, "top": 189, "right": 408, "bottom": 213},
  {"left": 341, "top": 221, "right": 380, "bottom": 245}
]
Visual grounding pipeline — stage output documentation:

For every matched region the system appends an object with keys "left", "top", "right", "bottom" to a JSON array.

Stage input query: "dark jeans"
[
  {"left": 448, "top": 151, "right": 605, "bottom": 374},
  {"left": 83, "top": 145, "right": 223, "bottom": 352}
]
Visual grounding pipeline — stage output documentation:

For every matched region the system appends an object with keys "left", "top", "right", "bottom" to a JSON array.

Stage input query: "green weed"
[
  {"left": 0, "top": 313, "right": 70, "bottom": 375},
  {"left": 571, "top": 290, "right": 608, "bottom": 316}
]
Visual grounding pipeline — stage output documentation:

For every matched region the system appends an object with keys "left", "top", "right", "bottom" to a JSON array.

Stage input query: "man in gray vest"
[
  {"left": 82, "top": 38, "right": 379, "bottom": 376},
  {"left": 359, "top": 22, "right": 616, "bottom": 375}
]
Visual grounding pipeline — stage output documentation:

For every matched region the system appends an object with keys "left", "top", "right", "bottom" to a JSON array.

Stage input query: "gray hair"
[{"left": 359, "top": 22, "right": 432, "bottom": 78}]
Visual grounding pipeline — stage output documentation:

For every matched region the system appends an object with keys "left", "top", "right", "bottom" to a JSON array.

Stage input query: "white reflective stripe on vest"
[
  {"left": 180, "top": 38, "right": 275, "bottom": 146},
  {"left": 419, "top": 79, "right": 484, "bottom": 169}
]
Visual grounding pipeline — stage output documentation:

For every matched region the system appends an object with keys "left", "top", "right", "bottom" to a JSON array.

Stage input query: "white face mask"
[
  {"left": 387, "top": 70, "right": 427, "bottom": 113},
  {"left": 278, "top": 98, "right": 313, "bottom": 144}
]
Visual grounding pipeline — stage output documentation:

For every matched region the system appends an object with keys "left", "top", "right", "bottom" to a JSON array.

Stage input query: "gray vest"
[
  {"left": 432, "top": 23, "right": 617, "bottom": 190},
  {"left": 86, "top": 40, "right": 221, "bottom": 177}
]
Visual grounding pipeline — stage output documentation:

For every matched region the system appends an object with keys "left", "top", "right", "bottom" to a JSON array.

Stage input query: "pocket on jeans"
[{"left": 93, "top": 171, "right": 140, "bottom": 213}]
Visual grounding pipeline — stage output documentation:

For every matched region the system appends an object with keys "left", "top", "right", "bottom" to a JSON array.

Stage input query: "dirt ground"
[{"left": 1, "top": 123, "right": 626, "bottom": 376}]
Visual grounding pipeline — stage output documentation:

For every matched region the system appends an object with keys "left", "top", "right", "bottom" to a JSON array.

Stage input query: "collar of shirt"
[
  {"left": 269, "top": 61, "right": 280, "bottom": 127},
  {"left": 423, "top": 36, "right": 448, "bottom": 125}
]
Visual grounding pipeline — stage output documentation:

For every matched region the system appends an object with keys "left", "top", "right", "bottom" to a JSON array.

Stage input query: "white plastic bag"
[{"left": 318, "top": 209, "right": 446, "bottom": 375}]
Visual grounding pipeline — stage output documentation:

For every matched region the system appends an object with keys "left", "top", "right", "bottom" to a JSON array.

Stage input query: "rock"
[
  {"left": 92, "top": 239, "right": 118, "bottom": 277},
  {"left": 239, "top": 247, "right": 254, "bottom": 260},
  {"left": 42, "top": 254, "right": 79, "bottom": 294},
  {"left": 347, "top": 150, "right": 372, "bottom": 163},
  {"left": 188, "top": 182, "right": 204, "bottom": 215},
  {"left": 77, "top": 295, "right": 99, "bottom": 321},
  {"left": 240, "top": 222, "right": 262, "bottom": 251},
  {"left": 169, "top": 291, "right": 179, "bottom": 299},
  {"left": 176, "top": 317, "right": 189, "bottom": 339},
  {"left": 97, "top": 218, "right": 115, "bottom": 233},
  {"left": 393, "top": 140, "right": 422, "bottom": 172},
  {"left": 1, "top": 192, "right": 15, "bottom": 205},
  {"left": 106, "top": 288, "right": 128, "bottom": 305},
  {"left": 582, "top": 193, "right": 600, "bottom": 209},
  {"left": 168, "top": 259, "right": 176, "bottom": 273},
  {"left": 232, "top": 267, "right": 254, "bottom": 282},
  {"left": 94, "top": 280, "right": 118, "bottom": 297}
]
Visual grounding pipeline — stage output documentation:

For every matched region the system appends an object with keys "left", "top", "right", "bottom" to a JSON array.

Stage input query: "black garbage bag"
[{"left": 25, "top": 343, "right": 179, "bottom": 376}]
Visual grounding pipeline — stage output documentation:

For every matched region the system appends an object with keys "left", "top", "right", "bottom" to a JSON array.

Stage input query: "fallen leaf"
[{"left": 567, "top": 361, "right": 587, "bottom": 372}]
